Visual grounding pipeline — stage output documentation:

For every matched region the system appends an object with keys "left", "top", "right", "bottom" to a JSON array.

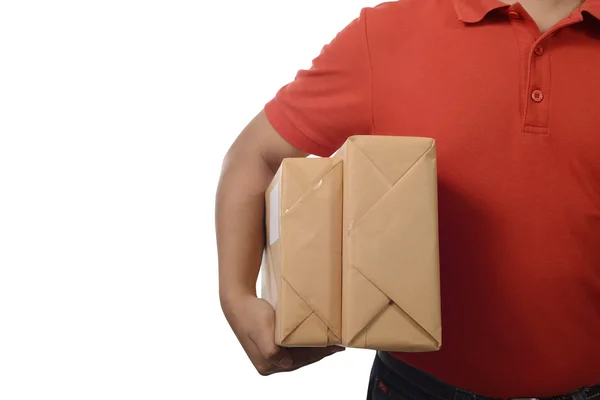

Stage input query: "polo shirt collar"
[
  {"left": 453, "top": 0, "right": 600, "bottom": 23},
  {"left": 453, "top": 0, "right": 509, "bottom": 23}
]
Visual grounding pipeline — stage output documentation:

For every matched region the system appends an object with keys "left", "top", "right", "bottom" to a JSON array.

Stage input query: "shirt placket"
[{"left": 507, "top": 4, "right": 584, "bottom": 136}]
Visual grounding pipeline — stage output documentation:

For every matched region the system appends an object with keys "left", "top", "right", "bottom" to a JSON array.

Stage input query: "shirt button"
[
  {"left": 508, "top": 10, "right": 521, "bottom": 19},
  {"left": 534, "top": 46, "right": 544, "bottom": 56},
  {"left": 531, "top": 90, "right": 544, "bottom": 103}
]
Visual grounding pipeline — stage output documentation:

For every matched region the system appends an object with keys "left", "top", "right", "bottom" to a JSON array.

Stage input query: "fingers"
[
  {"left": 235, "top": 298, "right": 344, "bottom": 375},
  {"left": 286, "top": 345, "right": 345, "bottom": 370},
  {"left": 248, "top": 330, "right": 293, "bottom": 370},
  {"left": 247, "top": 340, "right": 345, "bottom": 375},
  {"left": 268, "top": 347, "right": 294, "bottom": 369}
]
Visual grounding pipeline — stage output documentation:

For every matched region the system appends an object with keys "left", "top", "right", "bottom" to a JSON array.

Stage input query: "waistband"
[{"left": 377, "top": 351, "right": 599, "bottom": 400}]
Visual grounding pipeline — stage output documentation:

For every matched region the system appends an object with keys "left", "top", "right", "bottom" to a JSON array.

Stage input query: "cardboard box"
[
  {"left": 261, "top": 158, "right": 343, "bottom": 347},
  {"left": 336, "top": 136, "right": 442, "bottom": 352}
]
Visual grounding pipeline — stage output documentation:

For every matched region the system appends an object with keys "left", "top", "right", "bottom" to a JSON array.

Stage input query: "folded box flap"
[
  {"left": 343, "top": 264, "right": 390, "bottom": 343},
  {"left": 347, "top": 136, "right": 435, "bottom": 187},
  {"left": 280, "top": 158, "right": 343, "bottom": 342},
  {"left": 346, "top": 137, "right": 441, "bottom": 345},
  {"left": 280, "top": 278, "right": 314, "bottom": 340},
  {"left": 350, "top": 303, "right": 441, "bottom": 351}
]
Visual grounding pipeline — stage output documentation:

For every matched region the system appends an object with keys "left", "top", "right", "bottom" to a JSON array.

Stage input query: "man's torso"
[{"left": 364, "top": 0, "right": 600, "bottom": 396}]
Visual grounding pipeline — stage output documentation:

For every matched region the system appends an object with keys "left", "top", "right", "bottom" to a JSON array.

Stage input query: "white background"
[{"left": 0, "top": 1, "right": 382, "bottom": 399}]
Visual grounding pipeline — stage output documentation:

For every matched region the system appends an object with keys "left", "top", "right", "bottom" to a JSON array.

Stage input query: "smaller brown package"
[
  {"left": 261, "top": 157, "right": 343, "bottom": 347},
  {"left": 336, "top": 135, "right": 442, "bottom": 352}
]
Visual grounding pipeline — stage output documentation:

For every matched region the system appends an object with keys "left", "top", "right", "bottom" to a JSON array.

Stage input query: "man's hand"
[{"left": 222, "top": 294, "right": 345, "bottom": 375}]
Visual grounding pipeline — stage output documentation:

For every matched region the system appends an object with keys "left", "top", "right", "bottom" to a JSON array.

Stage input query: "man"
[{"left": 215, "top": 0, "right": 600, "bottom": 397}]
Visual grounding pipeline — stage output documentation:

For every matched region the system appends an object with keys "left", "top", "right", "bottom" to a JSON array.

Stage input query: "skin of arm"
[{"left": 216, "top": 111, "right": 343, "bottom": 375}]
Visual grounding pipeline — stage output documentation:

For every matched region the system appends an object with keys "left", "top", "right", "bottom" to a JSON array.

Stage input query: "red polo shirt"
[{"left": 264, "top": 0, "right": 600, "bottom": 397}]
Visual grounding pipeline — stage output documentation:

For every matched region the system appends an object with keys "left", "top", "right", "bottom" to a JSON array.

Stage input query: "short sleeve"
[{"left": 264, "top": 8, "right": 373, "bottom": 157}]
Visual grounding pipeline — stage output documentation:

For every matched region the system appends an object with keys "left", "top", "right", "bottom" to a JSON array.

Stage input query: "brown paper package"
[
  {"left": 335, "top": 135, "right": 442, "bottom": 352},
  {"left": 261, "top": 158, "right": 343, "bottom": 347}
]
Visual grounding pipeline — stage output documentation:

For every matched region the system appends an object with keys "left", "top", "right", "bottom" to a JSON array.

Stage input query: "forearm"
[{"left": 215, "top": 149, "right": 275, "bottom": 308}]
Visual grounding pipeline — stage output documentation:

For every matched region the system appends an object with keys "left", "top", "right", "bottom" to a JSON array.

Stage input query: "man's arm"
[
  {"left": 216, "top": 7, "right": 373, "bottom": 375},
  {"left": 218, "top": 111, "right": 343, "bottom": 375},
  {"left": 216, "top": 110, "right": 306, "bottom": 305}
]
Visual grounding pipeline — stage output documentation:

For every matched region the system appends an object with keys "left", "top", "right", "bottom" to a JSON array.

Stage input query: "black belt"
[{"left": 377, "top": 351, "right": 600, "bottom": 400}]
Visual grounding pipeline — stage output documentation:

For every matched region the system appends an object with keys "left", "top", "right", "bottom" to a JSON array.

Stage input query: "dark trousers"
[{"left": 367, "top": 351, "right": 600, "bottom": 400}]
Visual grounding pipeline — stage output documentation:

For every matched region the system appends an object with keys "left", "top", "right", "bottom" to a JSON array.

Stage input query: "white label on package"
[{"left": 268, "top": 182, "right": 280, "bottom": 245}]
